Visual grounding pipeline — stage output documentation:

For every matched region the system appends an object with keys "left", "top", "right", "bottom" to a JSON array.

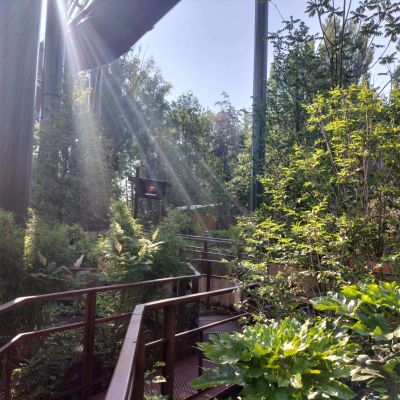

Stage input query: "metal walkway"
[
  {"left": 90, "top": 312, "right": 241, "bottom": 400},
  {"left": 145, "top": 312, "right": 241, "bottom": 400}
]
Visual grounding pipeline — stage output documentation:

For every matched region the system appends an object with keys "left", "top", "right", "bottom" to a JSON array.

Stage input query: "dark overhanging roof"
[{"left": 67, "top": 0, "right": 180, "bottom": 70}]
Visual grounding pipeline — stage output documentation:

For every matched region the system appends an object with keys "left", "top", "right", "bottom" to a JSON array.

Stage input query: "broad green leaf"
[{"left": 289, "top": 373, "right": 303, "bottom": 389}]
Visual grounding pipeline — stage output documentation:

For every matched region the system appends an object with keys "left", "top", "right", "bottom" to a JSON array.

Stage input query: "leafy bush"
[
  {"left": 234, "top": 85, "right": 400, "bottom": 319},
  {"left": 23, "top": 212, "right": 96, "bottom": 294},
  {"left": 11, "top": 330, "right": 83, "bottom": 400},
  {"left": 313, "top": 281, "right": 400, "bottom": 399},
  {"left": 0, "top": 209, "right": 25, "bottom": 303},
  {"left": 151, "top": 210, "right": 193, "bottom": 277},
  {"left": 192, "top": 318, "right": 358, "bottom": 399},
  {"left": 94, "top": 201, "right": 158, "bottom": 282}
]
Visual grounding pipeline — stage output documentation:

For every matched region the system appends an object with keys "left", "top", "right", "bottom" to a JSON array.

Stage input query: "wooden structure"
[
  {"left": 129, "top": 169, "right": 169, "bottom": 220},
  {"left": 0, "top": 236, "right": 252, "bottom": 400}
]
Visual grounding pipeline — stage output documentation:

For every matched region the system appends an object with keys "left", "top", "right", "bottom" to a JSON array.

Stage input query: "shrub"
[
  {"left": 23, "top": 212, "right": 96, "bottom": 294},
  {"left": 313, "top": 281, "right": 400, "bottom": 399},
  {"left": 95, "top": 201, "right": 159, "bottom": 282},
  {"left": 192, "top": 318, "right": 358, "bottom": 399},
  {"left": 151, "top": 210, "right": 193, "bottom": 277},
  {"left": 236, "top": 85, "right": 400, "bottom": 308},
  {"left": 0, "top": 209, "right": 25, "bottom": 303}
]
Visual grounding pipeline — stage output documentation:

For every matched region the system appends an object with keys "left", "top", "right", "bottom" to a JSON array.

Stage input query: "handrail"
[
  {"left": 143, "top": 285, "right": 242, "bottom": 310},
  {"left": 1, "top": 237, "right": 244, "bottom": 399},
  {"left": 184, "top": 248, "right": 238, "bottom": 258},
  {"left": 0, "top": 274, "right": 200, "bottom": 316},
  {"left": 0, "top": 274, "right": 202, "bottom": 400},
  {"left": 178, "top": 234, "right": 234, "bottom": 244},
  {"left": 106, "top": 283, "right": 257, "bottom": 400},
  {"left": 0, "top": 312, "right": 132, "bottom": 356}
]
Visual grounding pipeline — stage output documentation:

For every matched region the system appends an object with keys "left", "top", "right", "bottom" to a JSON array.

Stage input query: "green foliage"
[
  {"left": 95, "top": 203, "right": 190, "bottom": 282},
  {"left": 238, "top": 85, "right": 400, "bottom": 307},
  {"left": 11, "top": 330, "right": 83, "bottom": 400},
  {"left": 313, "top": 281, "right": 400, "bottom": 399},
  {"left": 0, "top": 209, "right": 25, "bottom": 303},
  {"left": 192, "top": 318, "right": 357, "bottom": 399},
  {"left": 23, "top": 212, "right": 96, "bottom": 294},
  {"left": 194, "top": 281, "right": 400, "bottom": 399},
  {"left": 32, "top": 76, "right": 111, "bottom": 229},
  {"left": 96, "top": 230, "right": 154, "bottom": 283},
  {"left": 312, "top": 281, "right": 400, "bottom": 338},
  {"left": 151, "top": 209, "right": 192, "bottom": 276},
  {"left": 111, "top": 199, "right": 144, "bottom": 239}
]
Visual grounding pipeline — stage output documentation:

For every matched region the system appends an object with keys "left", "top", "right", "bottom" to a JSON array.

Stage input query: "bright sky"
[{"left": 136, "top": 0, "right": 317, "bottom": 110}]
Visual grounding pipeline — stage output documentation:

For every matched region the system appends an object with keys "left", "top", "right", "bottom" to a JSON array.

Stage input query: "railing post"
[
  {"left": 82, "top": 292, "right": 96, "bottom": 399},
  {"left": 133, "top": 325, "right": 145, "bottom": 400},
  {"left": 202, "top": 240, "right": 212, "bottom": 309},
  {"left": 197, "top": 330, "right": 204, "bottom": 380},
  {"left": 177, "top": 279, "right": 187, "bottom": 333},
  {"left": 192, "top": 277, "right": 200, "bottom": 324},
  {"left": 161, "top": 305, "right": 176, "bottom": 399},
  {"left": 4, "top": 348, "right": 13, "bottom": 400}
]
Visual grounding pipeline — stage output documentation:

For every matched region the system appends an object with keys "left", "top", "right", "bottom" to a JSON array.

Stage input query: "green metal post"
[
  {"left": 251, "top": 0, "right": 269, "bottom": 211},
  {"left": 41, "top": 0, "right": 66, "bottom": 119}
]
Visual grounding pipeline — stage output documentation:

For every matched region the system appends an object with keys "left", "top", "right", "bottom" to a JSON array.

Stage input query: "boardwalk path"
[{"left": 90, "top": 312, "right": 240, "bottom": 400}]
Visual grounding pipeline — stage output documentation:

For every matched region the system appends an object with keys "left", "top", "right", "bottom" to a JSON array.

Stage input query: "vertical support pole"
[
  {"left": 133, "top": 167, "right": 140, "bottom": 219},
  {"left": 177, "top": 280, "right": 187, "bottom": 333},
  {"left": 197, "top": 330, "right": 204, "bottom": 381},
  {"left": 4, "top": 348, "right": 13, "bottom": 400},
  {"left": 161, "top": 305, "right": 176, "bottom": 399},
  {"left": 205, "top": 260, "right": 212, "bottom": 309},
  {"left": 192, "top": 277, "right": 200, "bottom": 324},
  {"left": 41, "top": 0, "right": 66, "bottom": 119},
  {"left": 130, "top": 177, "right": 135, "bottom": 212},
  {"left": 202, "top": 240, "right": 212, "bottom": 309},
  {"left": 0, "top": 1, "right": 43, "bottom": 220},
  {"left": 251, "top": 0, "right": 269, "bottom": 211},
  {"left": 133, "top": 326, "right": 145, "bottom": 400},
  {"left": 82, "top": 292, "right": 96, "bottom": 399}
]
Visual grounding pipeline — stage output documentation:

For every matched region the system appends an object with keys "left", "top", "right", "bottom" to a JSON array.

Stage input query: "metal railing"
[
  {"left": 0, "top": 275, "right": 201, "bottom": 400},
  {"left": 0, "top": 234, "right": 248, "bottom": 400},
  {"left": 105, "top": 283, "right": 257, "bottom": 400}
]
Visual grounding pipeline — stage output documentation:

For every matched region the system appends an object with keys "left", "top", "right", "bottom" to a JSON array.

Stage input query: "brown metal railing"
[
  {"left": 0, "top": 275, "right": 201, "bottom": 400},
  {"left": 105, "top": 283, "right": 257, "bottom": 400},
  {"left": 181, "top": 234, "right": 244, "bottom": 310},
  {"left": 0, "top": 235, "right": 246, "bottom": 400}
]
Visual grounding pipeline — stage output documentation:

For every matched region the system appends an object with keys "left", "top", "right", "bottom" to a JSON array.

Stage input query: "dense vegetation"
[
  {"left": 2, "top": 0, "right": 400, "bottom": 398},
  {"left": 191, "top": 1, "right": 400, "bottom": 399}
]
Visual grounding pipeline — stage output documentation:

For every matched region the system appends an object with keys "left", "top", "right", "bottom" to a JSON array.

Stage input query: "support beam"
[
  {"left": 41, "top": 0, "right": 66, "bottom": 119},
  {"left": 0, "top": 1, "right": 43, "bottom": 220},
  {"left": 251, "top": 0, "right": 269, "bottom": 211}
]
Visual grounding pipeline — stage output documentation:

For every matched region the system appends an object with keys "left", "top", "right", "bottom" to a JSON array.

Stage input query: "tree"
[
  {"left": 307, "top": 0, "right": 400, "bottom": 87},
  {"left": 32, "top": 78, "right": 111, "bottom": 229},
  {"left": 212, "top": 93, "right": 242, "bottom": 182},
  {"left": 239, "top": 85, "right": 400, "bottom": 295}
]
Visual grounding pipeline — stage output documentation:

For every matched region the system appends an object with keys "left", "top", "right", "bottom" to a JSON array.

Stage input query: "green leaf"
[
  {"left": 191, "top": 374, "right": 232, "bottom": 389},
  {"left": 319, "top": 380, "right": 356, "bottom": 399},
  {"left": 289, "top": 373, "right": 303, "bottom": 389}
]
